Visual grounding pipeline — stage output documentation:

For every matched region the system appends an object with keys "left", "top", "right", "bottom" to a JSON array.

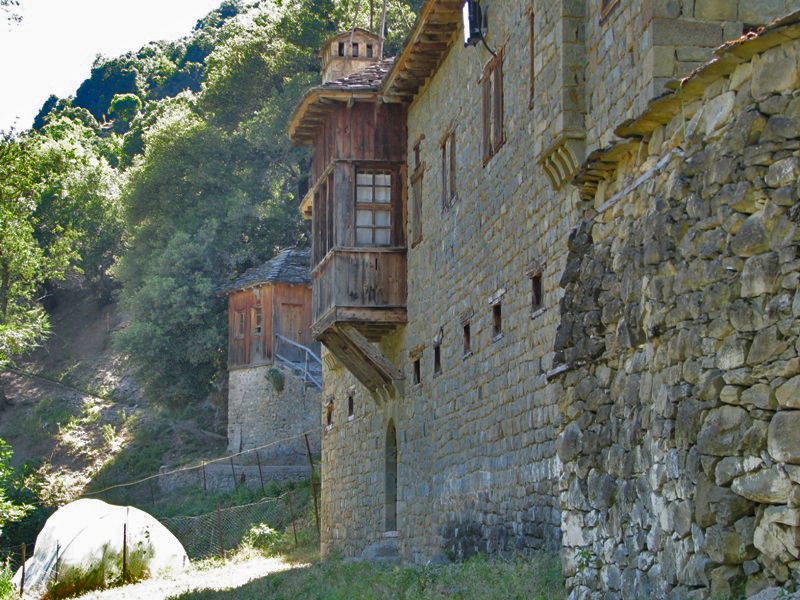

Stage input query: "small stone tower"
[{"left": 320, "top": 28, "right": 383, "bottom": 84}]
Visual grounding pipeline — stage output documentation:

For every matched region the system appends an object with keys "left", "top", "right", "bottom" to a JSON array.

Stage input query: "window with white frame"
[{"left": 356, "top": 170, "right": 393, "bottom": 246}]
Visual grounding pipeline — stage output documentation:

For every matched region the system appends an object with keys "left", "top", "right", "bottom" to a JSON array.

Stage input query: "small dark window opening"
[
  {"left": 347, "top": 394, "right": 354, "bottom": 418},
  {"left": 366, "top": 43, "right": 374, "bottom": 58},
  {"left": 352, "top": 42, "right": 359, "bottom": 57},
  {"left": 531, "top": 273, "right": 543, "bottom": 312},
  {"left": 338, "top": 42, "right": 345, "bottom": 56},
  {"left": 433, "top": 344, "right": 442, "bottom": 375},
  {"left": 492, "top": 303, "right": 502, "bottom": 337},
  {"left": 463, "top": 323, "right": 471, "bottom": 356},
  {"left": 413, "top": 358, "right": 421, "bottom": 385},
  {"left": 326, "top": 404, "right": 333, "bottom": 427}
]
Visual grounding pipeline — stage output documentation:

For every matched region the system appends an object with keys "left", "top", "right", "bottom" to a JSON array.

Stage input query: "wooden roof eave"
[
  {"left": 382, "top": 0, "right": 462, "bottom": 101},
  {"left": 288, "top": 88, "right": 381, "bottom": 144}
]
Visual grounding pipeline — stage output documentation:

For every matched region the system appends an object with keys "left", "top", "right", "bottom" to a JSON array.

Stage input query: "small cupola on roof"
[{"left": 321, "top": 28, "right": 383, "bottom": 84}]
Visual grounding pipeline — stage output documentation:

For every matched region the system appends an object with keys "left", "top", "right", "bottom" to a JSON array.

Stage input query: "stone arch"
[{"left": 385, "top": 419, "right": 398, "bottom": 532}]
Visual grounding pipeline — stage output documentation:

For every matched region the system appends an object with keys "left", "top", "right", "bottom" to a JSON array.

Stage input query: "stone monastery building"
[{"left": 289, "top": 2, "right": 800, "bottom": 598}]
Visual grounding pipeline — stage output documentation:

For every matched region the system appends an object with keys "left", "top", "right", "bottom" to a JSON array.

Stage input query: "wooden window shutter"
[
  {"left": 493, "top": 57, "right": 504, "bottom": 151},
  {"left": 481, "top": 74, "right": 492, "bottom": 163}
]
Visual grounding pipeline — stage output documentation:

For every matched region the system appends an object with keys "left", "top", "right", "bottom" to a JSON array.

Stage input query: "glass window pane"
[
  {"left": 356, "top": 186, "right": 373, "bottom": 202},
  {"left": 356, "top": 210, "right": 372, "bottom": 226},
  {"left": 356, "top": 228, "right": 373, "bottom": 245},
  {"left": 374, "top": 229, "right": 390, "bottom": 245},
  {"left": 375, "top": 173, "right": 391, "bottom": 186},
  {"left": 374, "top": 186, "right": 391, "bottom": 203},
  {"left": 356, "top": 172, "right": 373, "bottom": 186},
  {"left": 375, "top": 210, "right": 391, "bottom": 227}
]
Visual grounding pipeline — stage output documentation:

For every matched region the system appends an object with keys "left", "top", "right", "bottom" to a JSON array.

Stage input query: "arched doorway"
[{"left": 385, "top": 420, "right": 397, "bottom": 532}]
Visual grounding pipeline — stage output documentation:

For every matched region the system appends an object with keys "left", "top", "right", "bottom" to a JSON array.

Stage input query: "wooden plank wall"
[
  {"left": 311, "top": 103, "right": 407, "bottom": 184},
  {"left": 227, "top": 285, "right": 274, "bottom": 369}
]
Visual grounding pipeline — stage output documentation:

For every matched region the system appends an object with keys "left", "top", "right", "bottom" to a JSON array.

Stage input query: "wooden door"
[{"left": 282, "top": 303, "right": 305, "bottom": 343}]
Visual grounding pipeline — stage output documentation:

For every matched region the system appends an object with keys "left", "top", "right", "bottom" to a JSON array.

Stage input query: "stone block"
[
  {"left": 731, "top": 212, "right": 770, "bottom": 257},
  {"left": 698, "top": 405, "right": 766, "bottom": 456},
  {"left": 732, "top": 466, "right": 794, "bottom": 503},
  {"left": 768, "top": 411, "right": 800, "bottom": 464},
  {"left": 766, "top": 157, "right": 800, "bottom": 188},
  {"left": 705, "top": 91, "right": 736, "bottom": 137},
  {"left": 776, "top": 375, "right": 800, "bottom": 408},
  {"left": 652, "top": 18, "right": 723, "bottom": 47},
  {"left": 696, "top": 0, "right": 738, "bottom": 20},
  {"left": 751, "top": 45, "right": 800, "bottom": 101},
  {"left": 739, "top": 0, "right": 788, "bottom": 22},
  {"left": 741, "top": 253, "right": 780, "bottom": 298}
]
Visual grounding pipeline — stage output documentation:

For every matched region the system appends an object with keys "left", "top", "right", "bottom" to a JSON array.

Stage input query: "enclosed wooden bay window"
[{"left": 356, "top": 169, "right": 393, "bottom": 246}]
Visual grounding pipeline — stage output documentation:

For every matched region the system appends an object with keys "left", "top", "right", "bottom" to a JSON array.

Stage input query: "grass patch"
[
  {"left": 167, "top": 554, "right": 564, "bottom": 600},
  {"left": 19, "top": 396, "right": 78, "bottom": 446}
]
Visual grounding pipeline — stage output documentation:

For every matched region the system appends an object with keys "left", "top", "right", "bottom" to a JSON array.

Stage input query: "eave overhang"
[
  {"left": 289, "top": 88, "right": 382, "bottom": 145},
  {"left": 382, "top": 0, "right": 463, "bottom": 101}
]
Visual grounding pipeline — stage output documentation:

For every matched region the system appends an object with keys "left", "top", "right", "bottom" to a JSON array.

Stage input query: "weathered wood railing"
[{"left": 311, "top": 247, "right": 407, "bottom": 324}]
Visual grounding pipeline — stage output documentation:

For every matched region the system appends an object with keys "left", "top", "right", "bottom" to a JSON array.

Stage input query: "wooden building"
[
  {"left": 222, "top": 248, "right": 316, "bottom": 370},
  {"left": 290, "top": 44, "right": 408, "bottom": 395}
]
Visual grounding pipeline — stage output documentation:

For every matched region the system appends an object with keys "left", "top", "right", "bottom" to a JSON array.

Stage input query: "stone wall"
[
  {"left": 556, "top": 27, "right": 800, "bottom": 600},
  {"left": 316, "top": 0, "right": 800, "bottom": 580},
  {"left": 227, "top": 365, "right": 320, "bottom": 463},
  {"left": 585, "top": 0, "right": 800, "bottom": 150},
  {"left": 158, "top": 462, "right": 310, "bottom": 495}
]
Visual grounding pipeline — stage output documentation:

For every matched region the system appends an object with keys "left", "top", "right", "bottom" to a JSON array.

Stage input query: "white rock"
[{"left": 13, "top": 498, "right": 188, "bottom": 595}]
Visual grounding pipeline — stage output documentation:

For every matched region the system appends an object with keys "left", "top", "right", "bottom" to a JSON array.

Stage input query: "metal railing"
[{"left": 273, "top": 334, "right": 322, "bottom": 390}]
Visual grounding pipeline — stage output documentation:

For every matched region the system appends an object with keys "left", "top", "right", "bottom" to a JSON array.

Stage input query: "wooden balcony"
[
  {"left": 311, "top": 247, "right": 406, "bottom": 394},
  {"left": 311, "top": 246, "right": 407, "bottom": 341}
]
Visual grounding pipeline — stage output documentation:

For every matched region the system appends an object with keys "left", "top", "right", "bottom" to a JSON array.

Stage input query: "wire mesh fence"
[
  {"left": 1, "top": 429, "right": 322, "bottom": 597},
  {"left": 160, "top": 491, "right": 294, "bottom": 559}
]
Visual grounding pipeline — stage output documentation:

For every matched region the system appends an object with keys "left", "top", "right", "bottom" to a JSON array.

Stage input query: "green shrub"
[
  {"left": 241, "top": 523, "right": 281, "bottom": 554},
  {"left": 0, "top": 560, "right": 15, "bottom": 600},
  {"left": 266, "top": 368, "right": 284, "bottom": 392}
]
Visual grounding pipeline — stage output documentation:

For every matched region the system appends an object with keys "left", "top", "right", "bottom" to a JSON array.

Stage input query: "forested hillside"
[
  {"left": 2, "top": 0, "right": 418, "bottom": 403},
  {"left": 0, "top": 0, "right": 420, "bottom": 544}
]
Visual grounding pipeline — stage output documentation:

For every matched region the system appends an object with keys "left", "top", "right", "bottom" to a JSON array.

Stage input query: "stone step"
[{"left": 360, "top": 538, "right": 400, "bottom": 565}]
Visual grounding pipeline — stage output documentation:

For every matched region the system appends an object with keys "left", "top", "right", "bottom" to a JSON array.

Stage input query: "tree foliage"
[{"left": 5, "top": 0, "right": 420, "bottom": 402}]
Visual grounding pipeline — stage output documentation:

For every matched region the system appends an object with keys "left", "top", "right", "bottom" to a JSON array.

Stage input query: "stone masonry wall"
[
  {"left": 317, "top": 0, "right": 800, "bottom": 570},
  {"left": 227, "top": 365, "right": 320, "bottom": 463},
  {"left": 556, "top": 33, "right": 800, "bottom": 599},
  {"left": 584, "top": 0, "right": 800, "bottom": 150}
]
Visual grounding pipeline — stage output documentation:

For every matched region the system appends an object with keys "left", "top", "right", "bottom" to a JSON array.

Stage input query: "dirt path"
[{"left": 72, "top": 555, "right": 299, "bottom": 600}]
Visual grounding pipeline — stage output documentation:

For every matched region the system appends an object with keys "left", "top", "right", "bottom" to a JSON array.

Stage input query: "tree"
[
  {"left": 115, "top": 111, "right": 301, "bottom": 405},
  {"left": 0, "top": 133, "right": 78, "bottom": 367},
  {"left": 0, "top": 438, "right": 31, "bottom": 537},
  {"left": 108, "top": 93, "right": 143, "bottom": 133}
]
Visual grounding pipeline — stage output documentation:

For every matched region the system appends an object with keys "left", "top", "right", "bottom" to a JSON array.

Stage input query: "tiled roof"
[
  {"left": 221, "top": 248, "right": 311, "bottom": 293},
  {"left": 320, "top": 58, "right": 394, "bottom": 91}
]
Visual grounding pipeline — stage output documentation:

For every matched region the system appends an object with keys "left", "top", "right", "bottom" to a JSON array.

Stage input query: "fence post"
[
  {"left": 229, "top": 457, "right": 237, "bottom": 490},
  {"left": 20, "top": 543, "right": 25, "bottom": 598},
  {"left": 54, "top": 541, "right": 60, "bottom": 599},
  {"left": 287, "top": 491, "right": 299, "bottom": 547},
  {"left": 216, "top": 504, "right": 225, "bottom": 559},
  {"left": 122, "top": 511, "right": 128, "bottom": 584},
  {"left": 202, "top": 462, "right": 208, "bottom": 494},
  {"left": 304, "top": 433, "right": 320, "bottom": 533},
  {"left": 255, "top": 450, "right": 265, "bottom": 495}
]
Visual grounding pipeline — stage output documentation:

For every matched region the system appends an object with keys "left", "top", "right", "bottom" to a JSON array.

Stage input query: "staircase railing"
[{"left": 273, "top": 334, "right": 323, "bottom": 390}]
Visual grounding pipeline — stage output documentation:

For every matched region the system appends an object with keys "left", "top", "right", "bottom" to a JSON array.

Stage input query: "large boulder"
[{"left": 13, "top": 498, "right": 188, "bottom": 596}]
